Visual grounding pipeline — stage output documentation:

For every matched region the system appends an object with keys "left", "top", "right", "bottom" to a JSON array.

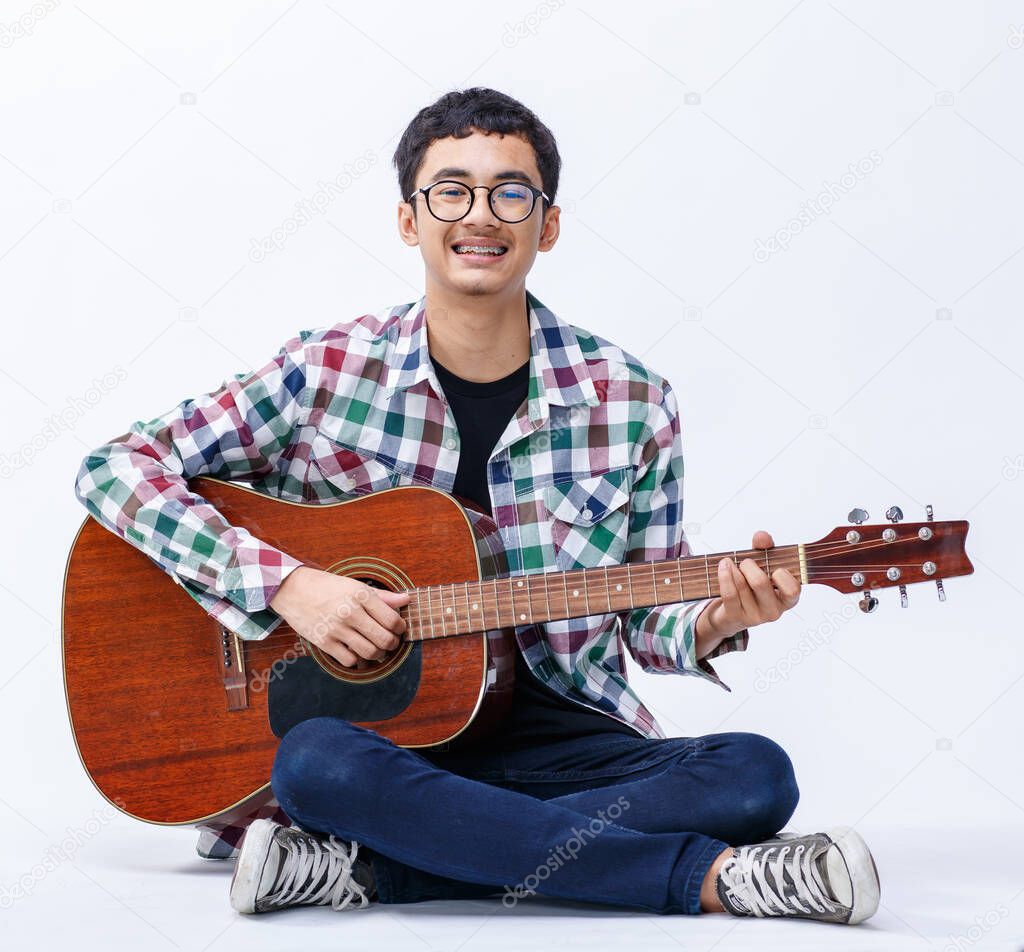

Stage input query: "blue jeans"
[{"left": 270, "top": 718, "right": 799, "bottom": 915}]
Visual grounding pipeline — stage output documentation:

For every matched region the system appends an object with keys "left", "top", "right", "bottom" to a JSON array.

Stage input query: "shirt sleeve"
[
  {"left": 72, "top": 332, "right": 315, "bottom": 640},
  {"left": 617, "top": 379, "right": 748, "bottom": 689}
]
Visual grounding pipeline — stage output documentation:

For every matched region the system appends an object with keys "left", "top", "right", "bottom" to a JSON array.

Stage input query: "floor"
[{"left": 4, "top": 819, "right": 1021, "bottom": 951}]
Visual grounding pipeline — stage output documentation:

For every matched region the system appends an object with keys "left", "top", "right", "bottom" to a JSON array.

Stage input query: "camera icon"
[
  {"left": 935, "top": 737, "right": 952, "bottom": 751},
  {"left": 682, "top": 305, "right": 702, "bottom": 322},
  {"left": 684, "top": 91, "right": 701, "bottom": 106},
  {"left": 934, "top": 90, "right": 954, "bottom": 107},
  {"left": 179, "top": 92, "right": 198, "bottom": 106},
  {"left": 52, "top": 198, "right": 72, "bottom": 214},
  {"left": 808, "top": 414, "right": 828, "bottom": 429},
  {"left": 179, "top": 306, "right": 199, "bottom": 322},
  {"left": 935, "top": 307, "right": 953, "bottom": 321}
]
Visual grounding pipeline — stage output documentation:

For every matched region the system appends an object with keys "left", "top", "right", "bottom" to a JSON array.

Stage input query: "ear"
[
  {"left": 538, "top": 203, "right": 560, "bottom": 253},
  {"left": 397, "top": 200, "right": 420, "bottom": 248}
]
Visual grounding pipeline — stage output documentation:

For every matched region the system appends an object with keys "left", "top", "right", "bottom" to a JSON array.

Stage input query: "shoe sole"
[
  {"left": 229, "top": 818, "right": 279, "bottom": 914},
  {"left": 822, "top": 825, "right": 881, "bottom": 925}
]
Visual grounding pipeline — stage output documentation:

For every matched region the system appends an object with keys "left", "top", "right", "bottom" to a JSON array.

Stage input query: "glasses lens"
[
  {"left": 491, "top": 183, "right": 534, "bottom": 222},
  {"left": 427, "top": 182, "right": 472, "bottom": 221}
]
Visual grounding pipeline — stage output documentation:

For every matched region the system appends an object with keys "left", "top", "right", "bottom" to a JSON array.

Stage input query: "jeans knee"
[
  {"left": 725, "top": 732, "right": 800, "bottom": 840},
  {"left": 271, "top": 716, "right": 370, "bottom": 822}
]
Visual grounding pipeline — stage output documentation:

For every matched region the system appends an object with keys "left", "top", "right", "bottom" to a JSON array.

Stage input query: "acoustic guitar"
[{"left": 61, "top": 479, "right": 973, "bottom": 828}]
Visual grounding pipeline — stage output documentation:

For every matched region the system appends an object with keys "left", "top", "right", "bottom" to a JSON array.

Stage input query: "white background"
[{"left": 1, "top": 1, "right": 1021, "bottom": 949}]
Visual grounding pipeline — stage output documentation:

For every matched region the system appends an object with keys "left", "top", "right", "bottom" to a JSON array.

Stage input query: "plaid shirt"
[{"left": 74, "top": 289, "right": 748, "bottom": 858}]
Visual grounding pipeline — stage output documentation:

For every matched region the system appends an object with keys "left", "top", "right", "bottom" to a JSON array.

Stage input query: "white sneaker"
[
  {"left": 716, "top": 826, "right": 880, "bottom": 925},
  {"left": 229, "top": 818, "right": 375, "bottom": 914}
]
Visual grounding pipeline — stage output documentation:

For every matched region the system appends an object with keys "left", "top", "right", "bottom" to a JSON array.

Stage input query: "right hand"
[{"left": 269, "top": 566, "right": 411, "bottom": 668}]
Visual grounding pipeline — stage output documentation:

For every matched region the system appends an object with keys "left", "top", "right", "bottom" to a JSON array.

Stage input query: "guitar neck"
[{"left": 402, "top": 545, "right": 804, "bottom": 642}]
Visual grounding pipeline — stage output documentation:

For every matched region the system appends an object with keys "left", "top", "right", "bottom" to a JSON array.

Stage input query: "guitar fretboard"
[{"left": 402, "top": 545, "right": 803, "bottom": 640}]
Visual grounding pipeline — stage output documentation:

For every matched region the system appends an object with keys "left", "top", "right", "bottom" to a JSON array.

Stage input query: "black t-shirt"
[{"left": 431, "top": 354, "right": 640, "bottom": 748}]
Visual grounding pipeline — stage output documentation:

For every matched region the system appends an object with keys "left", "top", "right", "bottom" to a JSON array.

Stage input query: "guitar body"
[{"left": 62, "top": 478, "right": 516, "bottom": 827}]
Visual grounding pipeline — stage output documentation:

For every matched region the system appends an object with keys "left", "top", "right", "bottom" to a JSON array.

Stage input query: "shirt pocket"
[
  {"left": 543, "top": 466, "right": 632, "bottom": 571},
  {"left": 308, "top": 433, "right": 398, "bottom": 500}
]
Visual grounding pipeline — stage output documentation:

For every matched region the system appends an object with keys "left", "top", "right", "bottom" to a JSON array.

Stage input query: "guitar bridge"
[{"left": 219, "top": 626, "right": 249, "bottom": 711}]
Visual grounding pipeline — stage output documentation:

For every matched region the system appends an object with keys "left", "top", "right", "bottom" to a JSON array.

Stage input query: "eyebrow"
[{"left": 427, "top": 167, "right": 538, "bottom": 186}]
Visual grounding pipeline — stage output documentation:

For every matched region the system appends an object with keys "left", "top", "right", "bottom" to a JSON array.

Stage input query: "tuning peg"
[
  {"left": 924, "top": 505, "right": 947, "bottom": 601},
  {"left": 886, "top": 506, "right": 904, "bottom": 524},
  {"left": 858, "top": 591, "right": 879, "bottom": 613},
  {"left": 899, "top": 584, "right": 908, "bottom": 608},
  {"left": 848, "top": 508, "right": 869, "bottom": 525}
]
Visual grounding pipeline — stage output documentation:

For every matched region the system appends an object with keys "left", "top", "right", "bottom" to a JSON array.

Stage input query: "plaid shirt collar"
[{"left": 382, "top": 289, "right": 602, "bottom": 424}]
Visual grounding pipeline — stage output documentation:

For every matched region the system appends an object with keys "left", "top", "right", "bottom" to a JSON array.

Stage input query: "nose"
[{"left": 462, "top": 186, "right": 502, "bottom": 227}]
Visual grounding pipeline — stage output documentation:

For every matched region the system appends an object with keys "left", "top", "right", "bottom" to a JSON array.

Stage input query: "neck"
[
  {"left": 401, "top": 544, "right": 804, "bottom": 642},
  {"left": 423, "top": 283, "right": 531, "bottom": 383}
]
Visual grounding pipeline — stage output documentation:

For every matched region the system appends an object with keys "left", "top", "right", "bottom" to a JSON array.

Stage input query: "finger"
[
  {"left": 772, "top": 567, "right": 801, "bottom": 608},
  {"left": 738, "top": 558, "right": 780, "bottom": 619},
  {"left": 353, "top": 610, "right": 401, "bottom": 653},
  {"left": 325, "top": 638, "right": 358, "bottom": 667},
  {"left": 341, "top": 625, "right": 390, "bottom": 661},
  {"left": 366, "top": 590, "right": 408, "bottom": 635},
  {"left": 752, "top": 529, "right": 774, "bottom": 549},
  {"left": 722, "top": 557, "right": 757, "bottom": 619}
]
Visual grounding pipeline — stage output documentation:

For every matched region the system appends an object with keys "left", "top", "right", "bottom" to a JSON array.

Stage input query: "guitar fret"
[
  {"left": 542, "top": 571, "right": 551, "bottom": 623},
  {"left": 426, "top": 586, "right": 436, "bottom": 639},
  {"left": 704, "top": 554, "right": 711, "bottom": 600},
  {"left": 677, "top": 560, "right": 684, "bottom": 602},
  {"left": 492, "top": 577, "right": 500, "bottom": 629},
  {"left": 462, "top": 580, "right": 471, "bottom": 635},
  {"left": 583, "top": 569, "right": 590, "bottom": 615},
  {"left": 603, "top": 565, "right": 612, "bottom": 612},
  {"left": 627, "top": 564, "right": 635, "bottom": 609}
]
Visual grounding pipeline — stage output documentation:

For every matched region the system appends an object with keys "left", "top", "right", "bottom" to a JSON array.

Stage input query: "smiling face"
[{"left": 397, "top": 128, "right": 560, "bottom": 299}]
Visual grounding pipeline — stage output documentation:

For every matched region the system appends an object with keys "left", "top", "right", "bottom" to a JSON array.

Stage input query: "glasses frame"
[{"left": 406, "top": 179, "right": 551, "bottom": 224}]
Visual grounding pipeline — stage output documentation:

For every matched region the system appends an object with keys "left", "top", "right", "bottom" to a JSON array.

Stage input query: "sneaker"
[
  {"left": 716, "top": 825, "right": 880, "bottom": 925},
  {"left": 229, "top": 818, "right": 376, "bottom": 914}
]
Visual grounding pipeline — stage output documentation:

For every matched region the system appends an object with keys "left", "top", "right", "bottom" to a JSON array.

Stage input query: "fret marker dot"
[
  {"left": 446, "top": 607, "right": 451, "bottom": 613},
  {"left": 616, "top": 584, "right": 622, "bottom": 591},
  {"left": 572, "top": 589, "right": 579, "bottom": 597},
  {"left": 517, "top": 580, "right": 524, "bottom": 587},
  {"left": 519, "top": 613, "right": 526, "bottom": 620},
  {"left": 471, "top": 603, "right": 478, "bottom": 610},
  {"left": 663, "top": 578, "right": 671, "bottom": 584}
]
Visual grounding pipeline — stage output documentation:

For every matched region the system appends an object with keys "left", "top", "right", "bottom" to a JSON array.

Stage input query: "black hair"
[{"left": 392, "top": 87, "right": 562, "bottom": 215}]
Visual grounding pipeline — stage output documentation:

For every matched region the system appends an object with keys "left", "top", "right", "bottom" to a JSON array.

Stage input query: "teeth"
[{"left": 454, "top": 245, "right": 506, "bottom": 255}]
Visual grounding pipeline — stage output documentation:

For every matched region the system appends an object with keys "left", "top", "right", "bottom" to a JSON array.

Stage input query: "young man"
[{"left": 74, "top": 87, "right": 880, "bottom": 923}]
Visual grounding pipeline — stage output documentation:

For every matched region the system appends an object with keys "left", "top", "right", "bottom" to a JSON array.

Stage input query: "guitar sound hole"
[{"left": 313, "top": 576, "right": 410, "bottom": 680}]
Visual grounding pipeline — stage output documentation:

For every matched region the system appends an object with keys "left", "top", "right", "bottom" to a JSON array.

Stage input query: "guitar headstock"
[{"left": 805, "top": 505, "right": 973, "bottom": 612}]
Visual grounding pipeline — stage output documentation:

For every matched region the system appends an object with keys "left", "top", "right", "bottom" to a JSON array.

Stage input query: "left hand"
[{"left": 701, "top": 530, "right": 801, "bottom": 640}]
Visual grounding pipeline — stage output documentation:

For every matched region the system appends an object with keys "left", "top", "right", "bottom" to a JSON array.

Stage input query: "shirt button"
[
  {"left": 581, "top": 507, "right": 593, "bottom": 520},
  {"left": 445, "top": 437, "right": 457, "bottom": 450},
  {"left": 343, "top": 477, "right": 356, "bottom": 490}
]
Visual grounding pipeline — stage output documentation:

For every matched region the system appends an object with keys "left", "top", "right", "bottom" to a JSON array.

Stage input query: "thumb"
[
  {"left": 378, "top": 588, "right": 412, "bottom": 604},
  {"left": 752, "top": 529, "right": 774, "bottom": 549}
]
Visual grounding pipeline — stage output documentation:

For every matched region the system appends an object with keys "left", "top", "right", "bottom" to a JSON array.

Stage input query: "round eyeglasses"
[{"left": 407, "top": 180, "right": 550, "bottom": 224}]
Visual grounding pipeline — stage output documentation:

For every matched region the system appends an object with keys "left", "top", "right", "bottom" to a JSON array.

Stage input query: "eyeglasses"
[{"left": 406, "top": 180, "right": 550, "bottom": 224}]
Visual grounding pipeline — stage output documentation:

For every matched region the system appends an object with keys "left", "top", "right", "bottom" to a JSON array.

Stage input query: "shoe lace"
[
  {"left": 267, "top": 833, "right": 370, "bottom": 911},
  {"left": 720, "top": 841, "right": 839, "bottom": 917}
]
